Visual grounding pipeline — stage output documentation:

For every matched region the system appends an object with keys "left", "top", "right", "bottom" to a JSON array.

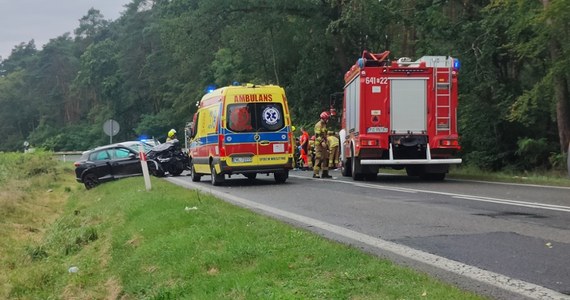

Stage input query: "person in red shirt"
[{"left": 299, "top": 127, "right": 310, "bottom": 169}]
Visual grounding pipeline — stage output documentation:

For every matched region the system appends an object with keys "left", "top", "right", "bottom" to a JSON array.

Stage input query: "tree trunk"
[
  {"left": 543, "top": 0, "right": 570, "bottom": 153},
  {"left": 552, "top": 71, "right": 570, "bottom": 153}
]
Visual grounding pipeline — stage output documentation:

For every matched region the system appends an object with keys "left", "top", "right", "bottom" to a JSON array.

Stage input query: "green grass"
[
  {"left": 379, "top": 165, "right": 570, "bottom": 187},
  {"left": 1, "top": 153, "right": 486, "bottom": 299},
  {"left": 448, "top": 165, "right": 570, "bottom": 187}
]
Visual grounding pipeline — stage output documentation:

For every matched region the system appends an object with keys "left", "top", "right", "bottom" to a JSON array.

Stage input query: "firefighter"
[
  {"left": 313, "top": 111, "right": 332, "bottom": 178},
  {"left": 327, "top": 131, "right": 340, "bottom": 170},
  {"left": 166, "top": 129, "right": 177, "bottom": 142},
  {"left": 308, "top": 135, "right": 316, "bottom": 169}
]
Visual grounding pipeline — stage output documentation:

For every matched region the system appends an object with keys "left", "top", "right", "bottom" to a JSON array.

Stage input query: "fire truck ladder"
[{"left": 433, "top": 58, "right": 452, "bottom": 135}]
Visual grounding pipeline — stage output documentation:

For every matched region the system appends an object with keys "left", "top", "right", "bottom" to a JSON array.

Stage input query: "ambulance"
[{"left": 188, "top": 84, "right": 294, "bottom": 185}]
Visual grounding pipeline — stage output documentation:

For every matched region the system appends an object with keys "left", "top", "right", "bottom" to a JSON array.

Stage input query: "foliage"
[
  {"left": 514, "top": 137, "right": 553, "bottom": 170},
  {"left": 0, "top": 0, "right": 568, "bottom": 171}
]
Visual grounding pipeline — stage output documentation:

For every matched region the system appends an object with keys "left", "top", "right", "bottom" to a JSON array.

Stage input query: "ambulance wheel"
[
  {"left": 245, "top": 173, "right": 257, "bottom": 180},
  {"left": 274, "top": 170, "right": 288, "bottom": 183},
  {"left": 341, "top": 158, "right": 352, "bottom": 177},
  {"left": 211, "top": 164, "right": 225, "bottom": 186},
  {"left": 190, "top": 164, "right": 201, "bottom": 182}
]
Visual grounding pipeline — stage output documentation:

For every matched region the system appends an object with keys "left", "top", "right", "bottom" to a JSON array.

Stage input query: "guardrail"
[{"left": 53, "top": 151, "right": 83, "bottom": 162}]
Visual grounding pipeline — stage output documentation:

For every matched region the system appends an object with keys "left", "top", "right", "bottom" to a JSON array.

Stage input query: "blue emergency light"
[
  {"left": 453, "top": 58, "right": 461, "bottom": 71},
  {"left": 205, "top": 84, "right": 217, "bottom": 93}
]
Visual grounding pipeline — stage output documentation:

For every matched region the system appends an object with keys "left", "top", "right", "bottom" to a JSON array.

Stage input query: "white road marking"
[
  {"left": 168, "top": 177, "right": 569, "bottom": 300},
  {"left": 290, "top": 174, "right": 570, "bottom": 213},
  {"left": 446, "top": 178, "right": 570, "bottom": 190}
]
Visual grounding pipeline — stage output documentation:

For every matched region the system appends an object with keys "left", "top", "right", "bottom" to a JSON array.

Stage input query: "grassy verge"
[
  {"left": 449, "top": 165, "right": 570, "bottom": 187},
  {"left": 379, "top": 165, "right": 570, "bottom": 187},
  {"left": 1, "top": 152, "right": 485, "bottom": 299}
]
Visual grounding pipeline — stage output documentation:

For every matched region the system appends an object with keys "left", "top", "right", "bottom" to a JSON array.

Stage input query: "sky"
[{"left": 0, "top": 0, "right": 132, "bottom": 60}]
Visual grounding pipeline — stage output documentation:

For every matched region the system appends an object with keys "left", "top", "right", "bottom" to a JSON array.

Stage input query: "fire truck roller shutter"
[{"left": 390, "top": 79, "right": 427, "bottom": 134}]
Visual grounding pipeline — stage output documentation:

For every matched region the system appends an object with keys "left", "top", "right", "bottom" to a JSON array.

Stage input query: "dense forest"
[{"left": 0, "top": 0, "right": 569, "bottom": 172}]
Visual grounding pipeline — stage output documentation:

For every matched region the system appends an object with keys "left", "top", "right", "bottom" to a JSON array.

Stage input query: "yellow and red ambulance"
[{"left": 188, "top": 84, "right": 294, "bottom": 185}]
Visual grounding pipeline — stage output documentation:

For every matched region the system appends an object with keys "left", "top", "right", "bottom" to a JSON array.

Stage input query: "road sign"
[{"left": 103, "top": 119, "right": 120, "bottom": 143}]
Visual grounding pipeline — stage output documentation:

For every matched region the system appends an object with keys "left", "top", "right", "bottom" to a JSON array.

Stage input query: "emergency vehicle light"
[
  {"left": 205, "top": 84, "right": 217, "bottom": 93},
  {"left": 453, "top": 58, "right": 461, "bottom": 71},
  {"left": 218, "top": 134, "right": 226, "bottom": 157}
]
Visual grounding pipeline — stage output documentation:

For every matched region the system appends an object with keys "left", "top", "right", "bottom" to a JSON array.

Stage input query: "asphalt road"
[{"left": 167, "top": 169, "right": 570, "bottom": 300}]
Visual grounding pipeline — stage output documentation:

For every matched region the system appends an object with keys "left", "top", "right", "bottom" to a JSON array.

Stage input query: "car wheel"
[
  {"left": 170, "top": 166, "right": 184, "bottom": 176},
  {"left": 190, "top": 164, "right": 201, "bottom": 182},
  {"left": 83, "top": 173, "right": 100, "bottom": 190},
  {"left": 148, "top": 161, "right": 165, "bottom": 177},
  {"left": 211, "top": 164, "right": 224, "bottom": 186}
]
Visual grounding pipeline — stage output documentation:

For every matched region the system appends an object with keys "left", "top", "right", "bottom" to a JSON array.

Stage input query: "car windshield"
[
  {"left": 122, "top": 142, "right": 154, "bottom": 153},
  {"left": 226, "top": 103, "right": 285, "bottom": 132}
]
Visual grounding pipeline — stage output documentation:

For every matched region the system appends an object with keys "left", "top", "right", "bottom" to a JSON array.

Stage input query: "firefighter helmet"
[{"left": 168, "top": 129, "right": 177, "bottom": 138}]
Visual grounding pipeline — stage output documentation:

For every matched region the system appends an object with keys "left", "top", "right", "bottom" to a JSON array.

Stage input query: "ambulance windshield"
[{"left": 227, "top": 103, "right": 285, "bottom": 132}]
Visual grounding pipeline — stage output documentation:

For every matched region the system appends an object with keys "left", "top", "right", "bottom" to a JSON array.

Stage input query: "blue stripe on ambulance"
[{"left": 221, "top": 128, "right": 289, "bottom": 144}]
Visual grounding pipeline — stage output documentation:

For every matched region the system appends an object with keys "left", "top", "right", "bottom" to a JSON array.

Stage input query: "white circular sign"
[
  {"left": 262, "top": 107, "right": 280, "bottom": 125},
  {"left": 103, "top": 119, "right": 120, "bottom": 136}
]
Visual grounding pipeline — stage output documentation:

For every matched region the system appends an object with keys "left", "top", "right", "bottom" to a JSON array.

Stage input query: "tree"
[{"left": 541, "top": 0, "right": 570, "bottom": 154}]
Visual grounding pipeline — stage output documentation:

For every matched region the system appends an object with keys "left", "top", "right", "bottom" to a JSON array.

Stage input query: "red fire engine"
[{"left": 340, "top": 50, "right": 462, "bottom": 181}]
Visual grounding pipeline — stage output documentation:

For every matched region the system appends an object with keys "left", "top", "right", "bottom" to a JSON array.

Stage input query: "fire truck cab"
[{"left": 340, "top": 50, "right": 462, "bottom": 181}]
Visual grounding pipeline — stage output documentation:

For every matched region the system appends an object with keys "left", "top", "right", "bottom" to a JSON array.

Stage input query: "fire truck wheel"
[
  {"left": 341, "top": 158, "right": 352, "bottom": 177},
  {"left": 421, "top": 172, "right": 446, "bottom": 181},
  {"left": 406, "top": 166, "right": 422, "bottom": 177},
  {"left": 351, "top": 150, "right": 364, "bottom": 181},
  {"left": 365, "top": 173, "right": 377, "bottom": 181}
]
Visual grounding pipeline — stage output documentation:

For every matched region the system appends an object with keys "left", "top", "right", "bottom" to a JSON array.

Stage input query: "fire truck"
[{"left": 340, "top": 50, "right": 462, "bottom": 181}]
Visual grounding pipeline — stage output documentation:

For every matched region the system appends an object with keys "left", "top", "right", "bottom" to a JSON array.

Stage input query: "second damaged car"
[{"left": 147, "top": 139, "right": 190, "bottom": 177}]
